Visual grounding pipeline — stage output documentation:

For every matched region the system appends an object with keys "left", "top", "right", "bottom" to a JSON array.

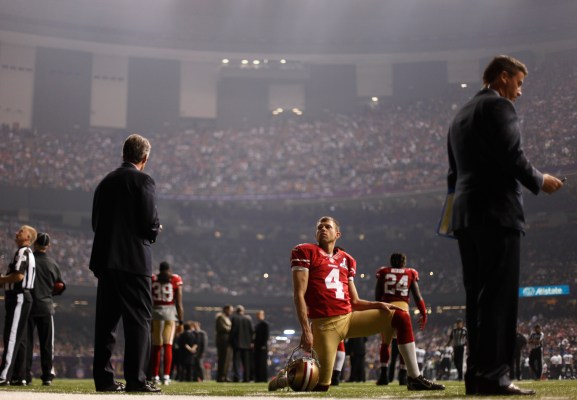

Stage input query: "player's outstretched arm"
[{"left": 349, "top": 280, "right": 403, "bottom": 312}]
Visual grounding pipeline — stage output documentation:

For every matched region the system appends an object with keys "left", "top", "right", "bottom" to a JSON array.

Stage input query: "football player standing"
[
  {"left": 374, "top": 252, "right": 428, "bottom": 386},
  {"left": 150, "top": 261, "right": 184, "bottom": 385}
]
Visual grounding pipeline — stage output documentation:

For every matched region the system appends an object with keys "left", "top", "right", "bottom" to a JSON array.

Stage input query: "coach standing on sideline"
[
  {"left": 447, "top": 55, "right": 563, "bottom": 396},
  {"left": 90, "top": 134, "right": 162, "bottom": 393},
  {"left": 26, "top": 232, "right": 66, "bottom": 386}
]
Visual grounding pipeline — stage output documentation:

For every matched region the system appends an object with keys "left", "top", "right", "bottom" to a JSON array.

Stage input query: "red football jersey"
[
  {"left": 152, "top": 273, "right": 183, "bottom": 306},
  {"left": 291, "top": 243, "right": 356, "bottom": 318},
  {"left": 375, "top": 266, "right": 419, "bottom": 304}
]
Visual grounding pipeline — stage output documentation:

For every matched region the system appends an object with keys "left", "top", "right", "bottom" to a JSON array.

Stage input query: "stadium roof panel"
[{"left": 0, "top": 0, "right": 577, "bottom": 54}]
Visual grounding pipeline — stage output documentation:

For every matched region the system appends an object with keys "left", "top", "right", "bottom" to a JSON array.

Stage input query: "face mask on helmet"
[{"left": 268, "top": 346, "right": 320, "bottom": 392}]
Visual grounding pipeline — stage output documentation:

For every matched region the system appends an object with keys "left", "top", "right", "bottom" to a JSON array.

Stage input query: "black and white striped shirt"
[
  {"left": 529, "top": 331, "right": 544, "bottom": 350},
  {"left": 5, "top": 246, "right": 36, "bottom": 292},
  {"left": 449, "top": 327, "right": 468, "bottom": 347}
]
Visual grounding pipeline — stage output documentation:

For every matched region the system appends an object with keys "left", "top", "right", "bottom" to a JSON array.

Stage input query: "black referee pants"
[
  {"left": 529, "top": 348, "right": 542, "bottom": 380},
  {"left": 453, "top": 345, "right": 465, "bottom": 380},
  {"left": 1, "top": 291, "right": 32, "bottom": 382}
]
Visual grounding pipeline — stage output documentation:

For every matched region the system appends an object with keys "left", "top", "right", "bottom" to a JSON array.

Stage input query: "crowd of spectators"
[{"left": 1, "top": 51, "right": 576, "bottom": 200}]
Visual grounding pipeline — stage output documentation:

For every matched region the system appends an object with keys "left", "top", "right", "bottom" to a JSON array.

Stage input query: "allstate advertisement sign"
[{"left": 519, "top": 285, "right": 570, "bottom": 297}]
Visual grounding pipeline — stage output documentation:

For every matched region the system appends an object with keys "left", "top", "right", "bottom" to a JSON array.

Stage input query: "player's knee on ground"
[{"left": 391, "top": 311, "right": 414, "bottom": 345}]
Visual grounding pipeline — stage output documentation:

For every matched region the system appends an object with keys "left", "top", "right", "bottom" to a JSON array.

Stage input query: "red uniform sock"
[
  {"left": 379, "top": 342, "right": 390, "bottom": 364},
  {"left": 151, "top": 345, "right": 162, "bottom": 377},
  {"left": 163, "top": 344, "right": 173, "bottom": 376}
]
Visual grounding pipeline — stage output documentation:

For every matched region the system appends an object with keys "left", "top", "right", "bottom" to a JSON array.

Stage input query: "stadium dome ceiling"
[{"left": 1, "top": 0, "right": 577, "bottom": 55}]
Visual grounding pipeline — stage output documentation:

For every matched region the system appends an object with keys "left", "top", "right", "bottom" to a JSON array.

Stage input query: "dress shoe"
[
  {"left": 95, "top": 381, "right": 126, "bottom": 392},
  {"left": 465, "top": 378, "right": 477, "bottom": 395},
  {"left": 125, "top": 381, "right": 161, "bottom": 393},
  {"left": 477, "top": 383, "right": 535, "bottom": 396}
]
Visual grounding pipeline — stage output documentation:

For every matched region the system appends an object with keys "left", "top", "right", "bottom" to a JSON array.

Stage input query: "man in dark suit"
[
  {"left": 253, "top": 310, "right": 269, "bottom": 382},
  {"left": 89, "top": 134, "right": 162, "bottom": 393},
  {"left": 230, "top": 305, "right": 254, "bottom": 382},
  {"left": 447, "top": 55, "right": 563, "bottom": 396}
]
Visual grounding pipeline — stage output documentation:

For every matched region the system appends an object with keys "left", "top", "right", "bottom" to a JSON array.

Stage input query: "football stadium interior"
[{"left": 1, "top": 0, "right": 577, "bottom": 382}]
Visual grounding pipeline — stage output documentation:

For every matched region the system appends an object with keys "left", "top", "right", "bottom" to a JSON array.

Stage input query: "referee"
[
  {"left": 26, "top": 232, "right": 66, "bottom": 386},
  {"left": 446, "top": 318, "right": 468, "bottom": 381},
  {"left": 0, "top": 225, "right": 37, "bottom": 386},
  {"left": 528, "top": 324, "right": 544, "bottom": 380}
]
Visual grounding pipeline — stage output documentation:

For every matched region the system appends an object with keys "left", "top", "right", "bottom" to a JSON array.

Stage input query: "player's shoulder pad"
[{"left": 292, "top": 243, "right": 314, "bottom": 252}]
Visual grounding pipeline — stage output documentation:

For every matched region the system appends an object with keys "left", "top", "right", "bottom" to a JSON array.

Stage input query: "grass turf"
[{"left": 1, "top": 379, "right": 577, "bottom": 398}]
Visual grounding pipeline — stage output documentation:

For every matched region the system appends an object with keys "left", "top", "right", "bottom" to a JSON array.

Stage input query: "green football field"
[{"left": 1, "top": 379, "right": 577, "bottom": 398}]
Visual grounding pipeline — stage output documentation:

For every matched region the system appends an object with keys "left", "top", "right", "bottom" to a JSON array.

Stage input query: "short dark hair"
[
  {"left": 390, "top": 253, "right": 407, "bottom": 269},
  {"left": 316, "top": 216, "right": 340, "bottom": 232},
  {"left": 122, "top": 134, "right": 151, "bottom": 164},
  {"left": 482, "top": 55, "right": 528, "bottom": 85}
]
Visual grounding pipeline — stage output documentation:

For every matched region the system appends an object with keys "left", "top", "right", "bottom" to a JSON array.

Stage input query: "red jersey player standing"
[
  {"left": 291, "top": 216, "right": 443, "bottom": 391},
  {"left": 150, "top": 261, "right": 184, "bottom": 385},
  {"left": 374, "top": 253, "right": 428, "bottom": 386}
]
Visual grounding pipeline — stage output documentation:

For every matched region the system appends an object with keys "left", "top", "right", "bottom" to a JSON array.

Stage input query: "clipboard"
[{"left": 436, "top": 192, "right": 456, "bottom": 239}]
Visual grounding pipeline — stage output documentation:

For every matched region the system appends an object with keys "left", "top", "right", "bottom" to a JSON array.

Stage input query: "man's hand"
[
  {"left": 542, "top": 174, "right": 564, "bottom": 194},
  {"left": 379, "top": 302, "right": 404, "bottom": 312},
  {"left": 418, "top": 313, "right": 427, "bottom": 331}
]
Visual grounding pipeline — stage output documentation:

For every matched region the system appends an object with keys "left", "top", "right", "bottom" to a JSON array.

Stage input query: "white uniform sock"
[
  {"left": 398, "top": 342, "right": 420, "bottom": 378},
  {"left": 334, "top": 350, "right": 346, "bottom": 372}
]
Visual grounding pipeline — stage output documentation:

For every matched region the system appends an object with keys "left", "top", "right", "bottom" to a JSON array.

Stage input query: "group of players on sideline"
[{"left": 1, "top": 224, "right": 575, "bottom": 390}]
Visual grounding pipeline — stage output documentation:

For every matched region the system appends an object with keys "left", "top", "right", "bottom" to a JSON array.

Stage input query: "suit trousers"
[
  {"left": 232, "top": 348, "right": 251, "bottom": 382},
  {"left": 216, "top": 338, "right": 232, "bottom": 381},
  {"left": 26, "top": 314, "right": 55, "bottom": 382},
  {"left": 457, "top": 226, "right": 520, "bottom": 389},
  {"left": 253, "top": 347, "right": 268, "bottom": 382},
  {"left": 93, "top": 269, "right": 152, "bottom": 389}
]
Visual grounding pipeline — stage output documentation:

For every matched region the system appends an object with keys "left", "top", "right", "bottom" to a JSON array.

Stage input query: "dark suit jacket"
[
  {"left": 89, "top": 162, "right": 161, "bottom": 277},
  {"left": 230, "top": 313, "right": 254, "bottom": 350},
  {"left": 447, "top": 88, "right": 543, "bottom": 233},
  {"left": 254, "top": 320, "right": 269, "bottom": 351}
]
